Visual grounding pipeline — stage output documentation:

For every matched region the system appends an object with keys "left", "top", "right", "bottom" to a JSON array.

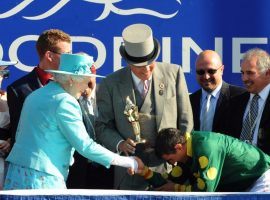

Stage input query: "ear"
[
  {"left": 45, "top": 51, "right": 53, "bottom": 62},
  {"left": 220, "top": 65, "right": 225, "bottom": 74},
  {"left": 68, "top": 76, "right": 74, "bottom": 86},
  {"left": 174, "top": 143, "right": 182, "bottom": 150},
  {"left": 265, "top": 68, "right": 270, "bottom": 76}
]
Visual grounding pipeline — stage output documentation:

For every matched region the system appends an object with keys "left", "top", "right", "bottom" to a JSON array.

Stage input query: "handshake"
[
  {"left": 127, "top": 156, "right": 145, "bottom": 175},
  {"left": 127, "top": 157, "right": 182, "bottom": 191}
]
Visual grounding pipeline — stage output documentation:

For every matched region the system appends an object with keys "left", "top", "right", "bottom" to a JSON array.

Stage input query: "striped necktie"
[
  {"left": 240, "top": 94, "right": 260, "bottom": 143},
  {"left": 141, "top": 80, "right": 149, "bottom": 98}
]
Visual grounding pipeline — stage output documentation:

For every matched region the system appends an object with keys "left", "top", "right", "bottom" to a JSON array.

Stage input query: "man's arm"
[
  {"left": 176, "top": 65, "right": 194, "bottom": 133},
  {"left": 95, "top": 79, "right": 125, "bottom": 152}
]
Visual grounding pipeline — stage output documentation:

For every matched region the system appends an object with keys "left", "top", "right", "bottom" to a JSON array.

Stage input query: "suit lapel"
[
  {"left": 153, "top": 63, "right": 166, "bottom": 129},
  {"left": 260, "top": 91, "right": 270, "bottom": 127},
  {"left": 216, "top": 82, "right": 229, "bottom": 109},
  {"left": 213, "top": 82, "right": 229, "bottom": 128},
  {"left": 118, "top": 67, "right": 136, "bottom": 106},
  {"left": 28, "top": 69, "right": 42, "bottom": 90},
  {"left": 190, "top": 90, "right": 202, "bottom": 130}
]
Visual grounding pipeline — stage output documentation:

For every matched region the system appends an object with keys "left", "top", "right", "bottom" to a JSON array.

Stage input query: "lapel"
[
  {"left": 260, "top": 91, "right": 270, "bottom": 127},
  {"left": 153, "top": 63, "right": 166, "bottom": 129},
  {"left": 190, "top": 90, "right": 202, "bottom": 130},
  {"left": 29, "top": 69, "right": 42, "bottom": 89},
  {"left": 213, "top": 82, "right": 229, "bottom": 128},
  {"left": 118, "top": 67, "right": 136, "bottom": 107}
]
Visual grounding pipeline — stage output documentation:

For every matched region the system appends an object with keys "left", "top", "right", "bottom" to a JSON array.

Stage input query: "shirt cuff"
[{"left": 116, "top": 139, "right": 124, "bottom": 154}]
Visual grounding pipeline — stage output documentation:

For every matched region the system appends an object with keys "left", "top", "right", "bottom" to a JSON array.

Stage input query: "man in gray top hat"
[{"left": 96, "top": 23, "right": 193, "bottom": 190}]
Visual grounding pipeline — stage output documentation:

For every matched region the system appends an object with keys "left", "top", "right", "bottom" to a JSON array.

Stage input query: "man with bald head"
[{"left": 190, "top": 50, "right": 246, "bottom": 134}]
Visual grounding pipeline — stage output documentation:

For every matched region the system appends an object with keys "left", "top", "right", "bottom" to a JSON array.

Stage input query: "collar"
[
  {"left": 251, "top": 83, "right": 270, "bottom": 101},
  {"left": 35, "top": 66, "right": 53, "bottom": 85},
  {"left": 80, "top": 85, "right": 96, "bottom": 101},
  {"left": 87, "top": 85, "right": 96, "bottom": 101},
  {"left": 201, "top": 82, "right": 222, "bottom": 99},
  {"left": 131, "top": 71, "right": 152, "bottom": 88},
  {"left": 185, "top": 132, "right": 192, "bottom": 157}
]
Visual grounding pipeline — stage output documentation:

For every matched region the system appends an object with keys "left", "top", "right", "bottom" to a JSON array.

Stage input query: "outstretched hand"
[{"left": 127, "top": 156, "right": 145, "bottom": 175}]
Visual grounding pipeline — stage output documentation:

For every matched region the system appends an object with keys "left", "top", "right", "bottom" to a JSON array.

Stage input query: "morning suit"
[
  {"left": 96, "top": 62, "right": 193, "bottom": 190},
  {"left": 7, "top": 69, "right": 41, "bottom": 146},
  {"left": 6, "top": 82, "right": 115, "bottom": 182},
  {"left": 189, "top": 81, "right": 246, "bottom": 134},
  {"left": 227, "top": 89, "right": 270, "bottom": 154}
]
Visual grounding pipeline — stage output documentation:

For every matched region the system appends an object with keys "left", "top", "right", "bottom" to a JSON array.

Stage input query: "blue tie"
[
  {"left": 200, "top": 94, "right": 214, "bottom": 131},
  {"left": 240, "top": 94, "right": 260, "bottom": 143}
]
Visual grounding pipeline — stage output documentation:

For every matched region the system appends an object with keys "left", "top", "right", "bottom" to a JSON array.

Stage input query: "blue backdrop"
[{"left": 0, "top": 0, "right": 269, "bottom": 93}]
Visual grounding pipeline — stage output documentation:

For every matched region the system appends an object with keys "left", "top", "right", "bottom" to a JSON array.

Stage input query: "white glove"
[{"left": 111, "top": 154, "right": 138, "bottom": 172}]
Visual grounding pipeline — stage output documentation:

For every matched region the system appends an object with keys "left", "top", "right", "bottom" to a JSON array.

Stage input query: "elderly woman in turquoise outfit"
[{"left": 4, "top": 53, "right": 139, "bottom": 189}]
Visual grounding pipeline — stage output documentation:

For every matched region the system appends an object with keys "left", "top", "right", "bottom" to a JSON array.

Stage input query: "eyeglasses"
[
  {"left": 196, "top": 66, "right": 222, "bottom": 76},
  {"left": 50, "top": 50, "right": 72, "bottom": 55}
]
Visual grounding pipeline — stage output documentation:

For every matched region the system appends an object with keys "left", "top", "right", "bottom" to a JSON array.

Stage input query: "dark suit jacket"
[
  {"left": 189, "top": 81, "right": 246, "bottom": 135},
  {"left": 227, "top": 90, "right": 270, "bottom": 154},
  {"left": 7, "top": 69, "right": 41, "bottom": 146}
]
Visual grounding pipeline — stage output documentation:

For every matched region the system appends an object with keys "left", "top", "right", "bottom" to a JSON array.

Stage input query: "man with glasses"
[
  {"left": 190, "top": 50, "right": 245, "bottom": 134},
  {"left": 7, "top": 29, "right": 71, "bottom": 147}
]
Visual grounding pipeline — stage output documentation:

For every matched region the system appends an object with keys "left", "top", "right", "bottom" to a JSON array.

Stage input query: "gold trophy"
[{"left": 124, "top": 96, "right": 146, "bottom": 145}]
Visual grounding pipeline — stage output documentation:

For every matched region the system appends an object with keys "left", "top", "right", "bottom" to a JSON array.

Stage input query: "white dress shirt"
[
  {"left": 200, "top": 82, "right": 222, "bottom": 131},
  {"left": 131, "top": 72, "right": 152, "bottom": 96},
  {"left": 0, "top": 93, "right": 9, "bottom": 128},
  {"left": 242, "top": 83, "right": 270, "bottom": 145}
]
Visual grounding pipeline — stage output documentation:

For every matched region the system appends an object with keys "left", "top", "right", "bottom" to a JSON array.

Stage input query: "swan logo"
[{"left": 0, "top": 0, "right": 182, "bottom": 21}]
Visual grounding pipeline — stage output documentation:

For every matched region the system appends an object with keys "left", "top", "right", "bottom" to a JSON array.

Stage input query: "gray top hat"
[{"left": 119, "top": 24, "right": 160, "bottom": 67}]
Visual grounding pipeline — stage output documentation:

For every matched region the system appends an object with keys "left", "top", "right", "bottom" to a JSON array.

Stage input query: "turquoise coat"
[{"left": 7, "top": 82, "right": 115, "bottom": 180}]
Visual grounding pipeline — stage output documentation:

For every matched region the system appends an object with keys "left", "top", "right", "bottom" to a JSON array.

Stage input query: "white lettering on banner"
[
  {"left": 182, "top": 38, "right": 202, "bottom": 73},
  {"left": 1, "top": 36, "right": 268, "bottom": 73},
  {"left": 113, "top": 37, "right": 123, "bottom": 72},
  {"left": 0, "top": 0, "right": 181, "bottom": 21},
  {"left": 162, "top": 37, "right": 171, "bottom": 63},
  {"left": 9, "top": 35, "right": 38, "bottom": 72},
  {"left": 181, "top": 38, "right": 222, "bottom": 72},
  {"left": 72, "top": 36, "right": 106, "bottom": 70},
  {"left": 0, "top": 44, "right": 3, "bottom": 59},
  {"left": 232, "top": 38, "right": 268, "bottom": 73},
  {"left": 215, "top": 38, "right": 223, "bottom": 61}
]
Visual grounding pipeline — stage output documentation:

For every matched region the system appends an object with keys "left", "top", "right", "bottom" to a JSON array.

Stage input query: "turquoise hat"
[{"left": 46, "top": 53, "right": 104, "bottom": 78}]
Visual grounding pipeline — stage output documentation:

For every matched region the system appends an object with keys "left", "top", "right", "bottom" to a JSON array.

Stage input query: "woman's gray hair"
[
  {"left": 53, "top": 73, "right": 88, "bottom": 84},
  {"left": 242, "top": 48, "right": 270, "bottom": 73}
]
